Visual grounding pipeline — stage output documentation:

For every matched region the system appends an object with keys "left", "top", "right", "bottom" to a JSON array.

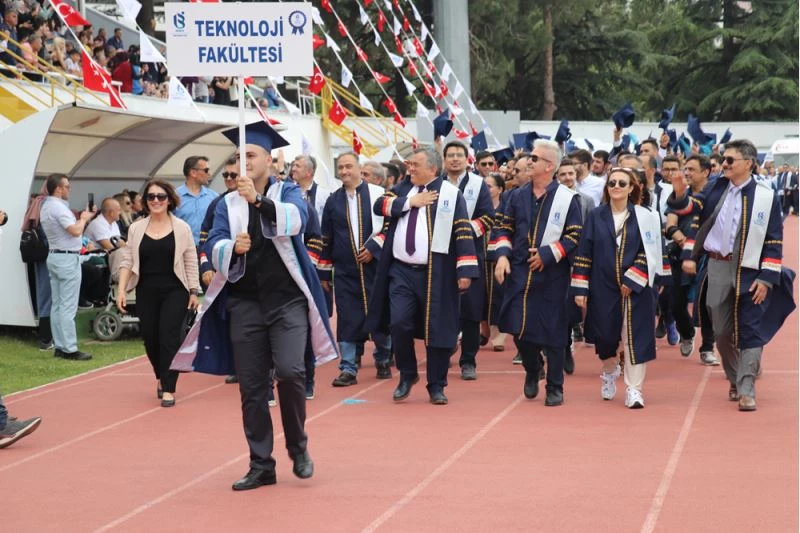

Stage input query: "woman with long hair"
[
  {"left": 571, "top": 168, "right": 668, "bottom": 409},
  {"left": 117, "top": 180, "right": 199, "bottom": 407},
  {"left": 484, "top": 173, "right": 506, "bottom": 351}
]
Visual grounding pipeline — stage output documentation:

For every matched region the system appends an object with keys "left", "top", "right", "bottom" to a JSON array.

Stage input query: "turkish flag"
[
  {"left": 413, "top": 38, "right": 424, "bottom": 57},
  {"left": 81, "top": 51, "right": 125, "bottom": 108},
  {"left": 377, "top": 11, "right": 387, "bottom": 32},
  {"left": 435, "top": 104, "right": 443, "bottom": 114},
  {"left": 337, "top": 20, "right": 348, "bottom": 37},
  {"left": 50, "top": 0, "right": 90, "bottom": 27},
  {"left": 356, "top": 46, "right": 368, "bottom": 62},
  {"left": 313, "top": 34, "right": 325, "bottom": 50},
  {"left": 364, "top": 0, "right": 373, "bottom": 5},
  {"left": 308, "top": 66, "right": 326, "bottom": 95},
  {"left": 353, "top": 131, "right": 364, "bottom": 155},
  {"left": 383, "top": 97, "right": 397, "bottom": 114},
  {"left": 423, "top": 83, "right": 435, "bottom": 98},
  {"left": 255, "top": 103, "right": 281, "bottom": 126},
  {"left": 329, "top": 100, "right": 347, "bottom": 125},
  {"left": 394, "top": 35, "right": 403, "bottom": 54},
  {"left": 403, "top": 16, "right": 410, "bottom": 31},
  {"left": 243, "top": 77, "right": 254, "bottom": 86},
  {"left": 427, "top": 61, "right": 437, "bottom": 73},
  {"left": 321, "top": 0, "right": 332, "bottom": 14},
  {"left": 393, "top": 0, "right": 400, "bottom": 9},
  {"left": 393, "top": 112, "right": 406, "bottom": 127},
  {"left": 373, "top": 71, "right": 391, "bottom": 84},
  {"left": 440, "top": 82, "right": 449, "bottom": 97},
  {"left": 470, "top": 122, "right": 478, "bottom": 137},
  {"left": 454, "top": 129, "right": 470, "bottom": 140},
  {"left": 408, "top": 62, "right": 417, "bottom": 77}
]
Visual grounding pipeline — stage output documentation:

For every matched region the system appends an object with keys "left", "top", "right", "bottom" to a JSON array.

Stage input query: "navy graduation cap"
[
  {"left": 720, "top": 128, "right": 732, "bottom": 145},
  {"left": 512, "top": 131, "right": 539, "bottom": 152},
  {"left": 677, "top": 133, "right": 692, "bottom": 157},
  {"left": 612, "top": 102, "right": 635, "bottom": 129},
  {"left": 433, "top": 109, "right": 453, "bottom": 139},
  {"left": 492, "top": 147, "right": 516, "bottom": 166},
  {"left": 555, "top": 119, "right": 571, "bottom": 144},
  {"left": 471, "top": 131, "right": 488, "bottom": 151},
  {"left": 687, "top": 114, "right": 711, "bottom": 145},
  {"left": 221, "top": 120, "right": 290, "bottom": 151},
  {"left": 667, "top": 129, "right": 678, "bottom": 151},
  {"left": 658, "top": 103, "right": 676, "bottom": 130}
]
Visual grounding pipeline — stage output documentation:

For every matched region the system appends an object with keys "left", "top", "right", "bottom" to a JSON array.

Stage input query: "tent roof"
[{"left": 35, "top": 103, "right": 273, "bottom": 180}]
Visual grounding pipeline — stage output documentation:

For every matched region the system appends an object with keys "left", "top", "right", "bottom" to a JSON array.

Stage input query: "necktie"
[
  {"left": 718, "top": 187, "right": 740, "bottom": 257},
  {"left": 406, "top": 186, "right": 425, "bottom": 255}
]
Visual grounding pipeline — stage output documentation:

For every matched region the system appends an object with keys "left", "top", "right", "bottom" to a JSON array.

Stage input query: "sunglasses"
[
  {"left": 723, "top": 156, "right": 746, "bottom": 165},
  {"left": 478, "top": 161, "right": 495, "bottom": 167},
  {"left": 222, "top": 172, "right": 238, "bottom": 180},
  {"left": 194, "top": 167, "right": 210, "bottom": 174},
  {"left": 607, "top": 180, "right": 629, "bottom": 189},
  {"left": 530, "top": 154, "right": 551, "bottom": 164},
  {"left": 146, "top": 193, "right": 168, "bottom": 202}
]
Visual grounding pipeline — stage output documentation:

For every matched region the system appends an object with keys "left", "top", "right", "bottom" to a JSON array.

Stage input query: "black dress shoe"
[
  {"left": 479, "top": 335, "right": 489, "bottom": 346},
  {"left": 564, "top": 350, "right": 575, "bottom": 375},
  {"left": 376, "top": 364, "right": 392, "bottom": 380},
  {"left": 545, "top": 388, "right": 564, "bottom": 406},
  {"left": 332, "top": 372, "right": 357, "bottom": 387},
  {"left": 55, "top": 350, "right": 92, "bottom": 361},
  {"left": 429, "top": 389, "right": 448, "bottom": 405},
  {"left": 292, "top": 450, "right": 314, "bottom": 479},
  {"left": 232, "top": 468, "right": 277, "bottom": 491},
  {"left": 157, "top": 385, "right": 163, "bottom": 399},
  {"left": 523, "top": 372, "right": 539, "bottom": 399},
  {"left": 225, "top": 375, "right": 239, "bottom": 384},
  {"left": 393, "top": 375, "right": 419, "bottom": 402}
]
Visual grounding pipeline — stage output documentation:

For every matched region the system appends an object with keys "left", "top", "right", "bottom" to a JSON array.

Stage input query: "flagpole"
[{"left": 238, "top": 75, "right": 247, "bottom": 188}]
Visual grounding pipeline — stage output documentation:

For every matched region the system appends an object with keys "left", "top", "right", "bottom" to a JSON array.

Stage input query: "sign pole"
[{"left": 238, "top": 75, "right": 247, "bottom": 183}]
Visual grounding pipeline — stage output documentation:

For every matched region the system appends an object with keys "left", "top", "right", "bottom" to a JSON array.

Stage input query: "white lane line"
[
  {"left": 5, "top": 357, "right": 149, "bottom": 404},
  {"left": 93, "top": 378, "right": 393, "bottom": 533},
  {"left": 360, "top": 395, "right": 524, "bottom": 533},
  {"left": 640, "top": 366, "right": 711, "bottom": 533},
  {"left": 0, "top": 382, "right": 225, "bottom": 474}
]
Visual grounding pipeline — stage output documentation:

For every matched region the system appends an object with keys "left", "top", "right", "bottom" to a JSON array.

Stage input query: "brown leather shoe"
[
  {"left": 728, "top": 384, "right": 739, "bottom": 401},
  {"left": 738, "top": 395, "right": 757, "bottom": 411}
]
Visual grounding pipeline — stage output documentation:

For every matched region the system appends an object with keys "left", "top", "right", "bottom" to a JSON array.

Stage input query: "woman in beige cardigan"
[{"left": 118, "top": 180, "right": 199, "bottom": 407}]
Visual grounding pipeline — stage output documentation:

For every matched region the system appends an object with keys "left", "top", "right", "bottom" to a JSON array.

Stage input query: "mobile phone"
[{"left": 88, "top": 193, "right": 95, "bottom": 211}]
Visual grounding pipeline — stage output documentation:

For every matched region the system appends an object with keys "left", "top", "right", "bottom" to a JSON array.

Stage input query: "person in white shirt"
[
  {"left": 569, "top": 149, "right": 605, "bottom": 207},
  {"left": 84, "top": 198, "right": 125, "bottom": 251}
]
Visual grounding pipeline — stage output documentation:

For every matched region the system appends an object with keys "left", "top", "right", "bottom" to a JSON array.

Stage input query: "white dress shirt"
[
  {"left": 346, "top": 188, "right": 361, "bottom": 248},
  {"left": 704, "top": 178, "right": 751, "bottom": 257},
  {"left": 577, "top": 175, "right": 605, "bottom": 207},
  {"left": 392, "top": 182, "right": 433, "bottom": 265}
]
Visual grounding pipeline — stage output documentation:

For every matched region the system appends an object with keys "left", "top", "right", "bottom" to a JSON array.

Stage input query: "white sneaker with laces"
[
  {"left": 699, "top": 351, "right": 720, "bottom": 366},
  {"left": 625, "top": 387, "right": 645, "bottom": 409},
  {"left": 679, "top": 336, "right": 695, "bottom": 357},
  {"left": 600, "top": 365, "right": 621, "bottom": 400}
]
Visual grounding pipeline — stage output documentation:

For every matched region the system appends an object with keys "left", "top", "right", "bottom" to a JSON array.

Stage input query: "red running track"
[{"left": 2, "top": 217, "right": 797, "bottom": 533}]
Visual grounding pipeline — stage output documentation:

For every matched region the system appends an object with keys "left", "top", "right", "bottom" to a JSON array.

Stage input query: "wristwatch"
[{"left": 254, "top": 193, "right": 264, "bottom": 206}]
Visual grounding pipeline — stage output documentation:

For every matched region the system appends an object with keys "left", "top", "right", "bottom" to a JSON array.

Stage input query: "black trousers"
[
  {"left": 389, "top": 262, "right": 451, "bottom": 391},
  {"left": 514, "top": 337, "right": 565, "bottom": 391},
  {"left": 304, "top": 330, "right": 315, "bottom": 385},
  {"left": 458, "top": 318, "right": 480, "bottom": 368},
  {"left": 671, "top": 277, "right": 694, "bottom": 342},
  {"left": 227, "top": 295, "right": 309, "bottom": 471},
  {"left": 658, "top": 285, "right": 673, "bottom": 324},
  {"left": 136, "top": 283, "right": 189, "bottom": 393}
]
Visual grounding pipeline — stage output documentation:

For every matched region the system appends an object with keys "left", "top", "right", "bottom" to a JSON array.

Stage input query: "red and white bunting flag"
[
  {"left": 454, "top": 129, "right": 470, "bottom": 140},
  {"left": 328, "top": 100, "right": 347, "bottom": 125},
  {"left": 394, "top": 35, "right": 403, "bottom": 54},
  {"left": 412, "top": 138, "right": 419, "bottom": 149},
  {"left": 382, "top": 97, "right": 397, "bottom": 114},
  {"left": 359, "top": 91, "right": 374, "bottom": 111},
  {"left": 403, "top": 16, "right": 410, "bottom": 31},
  {"left": 423, "top": 83, "right": 435, "bottom": 98},
  {"left": 81, "top": 50, "right": 125, "bottom": 108},
  {"left": 313, "top": 34, "right": 325, "bottom": 50},
  {"left": 243, "top": 77, "right": 255, "bottom": 86},
  {"left": 337, "top": 20, "right": 348, "bottom": 38},
  {"left": 356, "top": 46, "right": 368, "bottom": 62},
  {"left": 427, "top": 61, "right": 437, "bottom": 73},
  {"left": 353, "top": 130, "right": 364, "bottom": 155},
  {"left": 364, "top": 0, "right": 373, "bottom": 6},
  {"left": 253, "top": 100, "right": 281, "bottom": 126},
  {"left": 408, "top": 61, "right": 417, "bottom": 77},
  {"left": 428, "top": 43, "right": 440, "bottom": 61},
  {"left": 373, "top": 71, "right": 391, "bottom": 84},
  {"left": 308, "top": 66, "right": 326, "bottom": 94},
  {"left": 393, "top": 112, "right": 407, "bottom": 127},
  {"left": 377, "top": 11, "right": 387, "bottom": 33},
  {"left": 440, "top": 82, "right": 449, "bottom": 97},
  {"left": 393, "top": 0, "right": 400, "bottom": 9},
  {"left": 413, "top": 38, "right": 424, "bottom": 57},
  {"left": 470, "top": 122, "right": 478, "bottom": 137},
  {"left": 50, "top": 0, "right": 90, "bottom": 27},
  {"left": 321, "top": 0, "right": 332, "bottom": 14}
]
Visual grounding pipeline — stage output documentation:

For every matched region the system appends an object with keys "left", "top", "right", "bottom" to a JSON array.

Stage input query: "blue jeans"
[
  {"left": 339, "top": 333, "right": 391, "bottom": 375},
  {"left": 46, "top": 253, "right": 81, "bottom": 353}
]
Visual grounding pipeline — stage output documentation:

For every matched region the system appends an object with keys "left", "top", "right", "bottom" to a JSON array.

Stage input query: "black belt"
[
  {"left": 50, "top": 250, "right": 80, "bottom": 255},
  {"left": 707, "top": 252, "right": 732, "bottom": 262},
  {"left": 396, "top": 260, "right": 427, "bottom": 271}
]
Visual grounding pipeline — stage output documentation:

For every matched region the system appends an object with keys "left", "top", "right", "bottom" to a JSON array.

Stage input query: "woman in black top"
[{"left": 118, "top": 180, "right": 199, "bottom": 407}]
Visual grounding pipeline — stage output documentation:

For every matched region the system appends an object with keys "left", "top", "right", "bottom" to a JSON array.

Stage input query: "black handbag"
[
  {"left": 20, "top": 222, "right": 48, "bottom": 263},
  {"left": 179, "top": 308, "right": 197, "bottom": 343}
]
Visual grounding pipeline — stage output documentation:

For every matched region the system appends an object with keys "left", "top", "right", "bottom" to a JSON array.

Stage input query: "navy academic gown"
[
  {"left": 571, "top": 204, "right": 670, "bottom": 364},
  {"left": 318, "top": 181, "right": 383, "bottom": 342},
  {"left": 668, "top": 175, "right": 794, "bottom": 349},
  {"left": 451, "top": 173, "right": 495, "bottom": 322},
  {"left": 365, "top": 176, "right": 479, "bottom": 349},
  {"left": 493, "top": 180, "right": 583, "bottom": 348}
]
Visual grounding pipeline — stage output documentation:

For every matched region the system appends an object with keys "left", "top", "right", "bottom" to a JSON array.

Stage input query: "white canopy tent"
[{"left": 0, "top": 104, "right": 251, "bottom": 327}]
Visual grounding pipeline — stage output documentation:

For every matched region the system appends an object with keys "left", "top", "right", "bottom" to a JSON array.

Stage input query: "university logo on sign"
[{"left": 173, "top": 11, "right": 187, "bottom": 36}]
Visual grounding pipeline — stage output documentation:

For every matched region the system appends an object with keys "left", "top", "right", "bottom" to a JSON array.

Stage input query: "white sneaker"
[
  {"left": 699, "top": 351, "right": 720, "bottom": 366},
  {"left": 600, "top": 365, "right": 621, "bottom": 400},
  {"left": 679, "top": 336, "right": 695, "bottom": 358},
  {"left": 625, "top": 387, "right": 645, "bottom": 409}
]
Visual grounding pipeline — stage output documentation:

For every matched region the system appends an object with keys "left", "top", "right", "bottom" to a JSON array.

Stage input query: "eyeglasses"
[
  {"left": 662, "top": 167, "right": 682, "bottom": 174},
  {"left": 723, "top": 156, "right": 746, "bottom": 165},
  {"left": 530, "top": 154, "right": 552, "bottom": 164},
  {"left": 222, "top": 172, "right": 238, "bottom": 180},
  {"left": 193, "top": 167, "right": 210, "bottom": 174},
  {"left": 607, "top": 180, "right": 629, "bottom": 189},
  {"left": 146, "top": 193, "right": 168, "bottom": 202}
]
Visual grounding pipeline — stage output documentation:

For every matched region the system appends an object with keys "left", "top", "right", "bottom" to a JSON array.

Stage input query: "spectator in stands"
[
  {"left": 110, "top": 50, "right": 132, "bottom": 93},
  {"left": 92, "top": 46, "right": 107, "bottom": 71},
  {"left": 193, "top": 75, "right": 212, "bottom": 103},
  {"left": 39, "top": 173, "right": 93, "bottom": 361},
  {"left": 84, "top": 198, "right": 125, "bottom": 251},
  {"left": 113, "top": 192, "right": 133, "bottom": 240},
  {"left": 130, "top": 53, "right": 143, "bottom": 95},
  {"left": 64, "top": 48, "right": 80, "bottom": 76},
  {"left": 96, "top": 27, "right": 107, "bottom": 46},
  {"left": 107, "top": 27, "right": 123, "bottom": 50},
  {"left": 50, "top": 36, "right": 66, "bottom": 71},
  {"left": 175, "top": 155, "right": 218, "bottom": 249},
  {"left": 211, "top": 76, "right": 232, "bottom": 105},
  {"left": 0, "top": 8, "right": 20, "bottom": 67},
  {"left": 117, "top": 179, "right": 199, "bottom": 408}
]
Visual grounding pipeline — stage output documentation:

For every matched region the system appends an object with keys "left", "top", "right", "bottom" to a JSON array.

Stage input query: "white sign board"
[{"left": 164, "top": 2, "right": 312, "bottom": 76}]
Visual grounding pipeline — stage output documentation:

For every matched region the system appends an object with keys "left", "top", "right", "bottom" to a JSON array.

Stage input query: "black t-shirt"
[
  {"left": 228, "top": 184, "right": 304, "bottom": 304},
  {"left": 139, "top": 232, "right": 182, "bottom": 289}
]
